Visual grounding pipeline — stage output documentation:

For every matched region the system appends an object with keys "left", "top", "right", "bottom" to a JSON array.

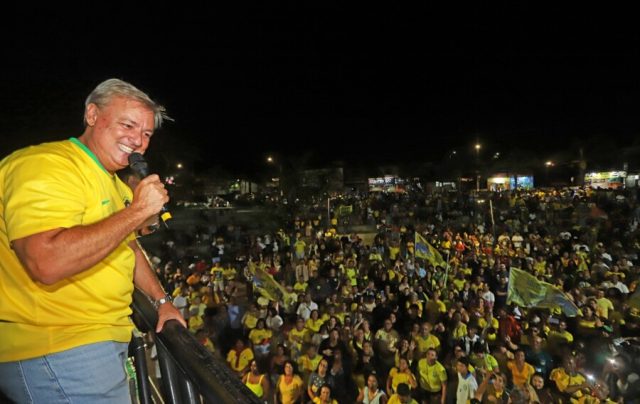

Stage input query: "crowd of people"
[{"left": 150, "top": 185, "right": 640, "bottom": 404}]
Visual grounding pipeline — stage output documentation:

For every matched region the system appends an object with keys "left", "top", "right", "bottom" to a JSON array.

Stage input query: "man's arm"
[
  {"left": 131, "top": 240, "right": 186, "bottom": 333},
  {"left": 11, "top": 175, "right": 167, "bottom": 285}
]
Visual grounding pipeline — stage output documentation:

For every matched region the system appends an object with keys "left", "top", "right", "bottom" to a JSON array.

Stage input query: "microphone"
[{"left": 128, "top": 152, "right": 172, "bottom": 225}]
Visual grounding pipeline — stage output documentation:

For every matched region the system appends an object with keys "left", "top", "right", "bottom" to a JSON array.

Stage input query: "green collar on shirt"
[{"left": 69, "top": 137, "right": 112, "bottom": 177}]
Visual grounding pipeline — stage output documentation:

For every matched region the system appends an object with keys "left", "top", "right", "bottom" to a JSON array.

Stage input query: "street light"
[
  {"left": 176, "top": 162, "right": 183, "bottom": 169},
  {"left": 266, "top": 155, "right": 283, "bottom": 197},
  {"left": 545, "top": 161, "right": 554, "bottom": 187},
  {"left": 475, "top": 143, "right": 481, "bottom": 192}
]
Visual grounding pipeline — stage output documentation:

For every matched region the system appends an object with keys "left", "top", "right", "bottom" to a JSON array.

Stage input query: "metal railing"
[{"left": 129, "top": 289, "right": 263, "bottom": 404}]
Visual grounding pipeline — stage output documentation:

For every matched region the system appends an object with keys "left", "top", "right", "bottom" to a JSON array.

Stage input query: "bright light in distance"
[
  {"left": 545, "top": 161, "right": 554, "bottom": 167},
  {"left": 176, "top": 163, "right": 183, "bottom": 169},
  {"left": 475, "top": 144, "right": 481, "bottom": 150},
  {"left": 267, "top": 156, "right": 274, "bottom": 163}
]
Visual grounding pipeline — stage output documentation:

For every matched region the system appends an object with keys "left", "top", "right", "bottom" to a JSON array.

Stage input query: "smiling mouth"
[{"left": 119, "top": 144, "right": 134, "bottom": 154}]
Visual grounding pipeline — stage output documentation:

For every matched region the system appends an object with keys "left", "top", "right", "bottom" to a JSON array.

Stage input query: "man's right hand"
[{"left": 131, "top": 174, "right": 168, "bottom": 221}]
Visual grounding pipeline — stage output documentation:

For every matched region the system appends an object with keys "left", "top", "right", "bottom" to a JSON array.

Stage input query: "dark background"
[{"left": 1, "top": 4, "right": 639, "bottom": 178}]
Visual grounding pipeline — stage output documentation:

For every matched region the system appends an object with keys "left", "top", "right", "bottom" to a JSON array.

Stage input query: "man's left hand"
[{"left": 156, "top": 303, "right": 187, "bottom": 333}]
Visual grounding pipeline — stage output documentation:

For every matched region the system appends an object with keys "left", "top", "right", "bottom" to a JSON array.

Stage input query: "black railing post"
[
  {"left": 179, "top": 378, "right": 199, "bottom": 404},
  {"left": 129, "top": 335, "right": 153, "bottom": 404},
  {"left": 156, "top": 338, "right": 183, "bottom": 404}
]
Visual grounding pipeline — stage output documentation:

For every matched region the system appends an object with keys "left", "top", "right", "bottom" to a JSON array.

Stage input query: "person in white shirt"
[
  {"left": 296, "top": 293, "right": 318, "bottom": 321},
  {"left": 481, "top": 284, "right": 495, "bottom": 309},
  {"left": 456, "top": 357, "right": 478, "bottom": 404}
]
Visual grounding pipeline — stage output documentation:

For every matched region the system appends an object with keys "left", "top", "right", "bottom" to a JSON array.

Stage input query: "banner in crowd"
[
  {"left": 507, "top": 267, "right": 581, "bottom": 317},
  {"left": 415, "top": 232, "right": 447, "bottom": 268},
  {"left": 247, "top": 262, "right": 298, "bottom": 310}
]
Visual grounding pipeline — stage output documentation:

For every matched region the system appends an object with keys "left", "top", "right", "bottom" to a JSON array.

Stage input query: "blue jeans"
[{"left": 0, "top": 341, "right": 131, "bottom": 404}]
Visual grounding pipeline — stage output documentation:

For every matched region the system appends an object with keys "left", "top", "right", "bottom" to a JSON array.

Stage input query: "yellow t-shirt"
[
  {"left": 550, "top": 368, "right": 587, "bottom": 400},
  {"left": 388, "top": 394, "right": 418, "bottom": 404},
  {"left": 417, "top": 359, "right": 447, "bottom": 392},
  {"left": 507, "top": 361, "right": 536, "bottom": 387},
  {"left": 414, "top": 334, "right": 440, "bottom": 354},
  {"left": 298, "top": 354, "right": 322, "bottom": 375},
  {"left": 388, "top": 367, "right": 416, "bottom": 393},
  {"left": 0, "top": 138, "right": 136, "bottom": 362},
  {"left": 288, "top": 327, "right": 308, "bottom": 349},
  {"left": 305, "top": 318, "right": 324, "bottom": 333},
  {"left": 226, "top": 347, "right": 254, "bottom": 372},
  {"left": 248, "top": 328, "right": 272, "bottom": 345},
  {"left": 278, "top": 374, "right": 304, "bottom": 404}
]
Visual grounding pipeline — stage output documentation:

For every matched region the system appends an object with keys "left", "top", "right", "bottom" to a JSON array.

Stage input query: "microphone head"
[{"left": 128, "top": 152, "right": 149, "bottom": 177}]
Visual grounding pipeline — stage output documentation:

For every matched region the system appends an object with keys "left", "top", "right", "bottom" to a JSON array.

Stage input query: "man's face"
[
  {"left": 85, "top": 96, "right": 155, "bottom": 173},
  {"left": 427, "top": 350, "right": 437, "bottom": 365}
]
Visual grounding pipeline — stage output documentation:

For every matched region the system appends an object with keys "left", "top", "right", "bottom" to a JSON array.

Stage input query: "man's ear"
[{"left": 85, "top": 103, "right": 99, "bottom": 126}]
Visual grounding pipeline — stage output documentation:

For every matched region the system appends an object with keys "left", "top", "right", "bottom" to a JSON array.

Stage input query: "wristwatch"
[{"left": 153, "top": 293, "right": 173, "bottom": 310}]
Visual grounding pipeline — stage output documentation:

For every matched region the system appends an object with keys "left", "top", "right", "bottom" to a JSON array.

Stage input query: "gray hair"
[{"left": 84, "top": 78, "right": 172, "bottom": 129}]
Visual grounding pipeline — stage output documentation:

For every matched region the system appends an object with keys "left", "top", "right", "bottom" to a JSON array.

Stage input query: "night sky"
[{"left": 1, "top": 5, "right": 639, "bottom": 178}]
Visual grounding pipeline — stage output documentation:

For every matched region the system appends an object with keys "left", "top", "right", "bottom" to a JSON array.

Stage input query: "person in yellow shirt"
[
  {"left": 595, "top": 289, "right": 614, "bottom": 320},
  {"left": 313, "top": 384, "right": 338, "bottom": 404},
  {"left": 387, "top": 357, "right": 418, "bottom": 395},
  {"left": 388, "top": 383, "right": 419, "bottom": 404},
  {"left": 242, "top": 303, "right": 261, "bottom": 330},
  {"left": 288, "top": 317, "right": 309, "bottom": 358},
  {"left": 248, "top": 319, "right": 273, "bottom": 356},
  {"left": 417, "top": 348, "right": 447, "bottom": 404},
  {"left": 242, "top": 359, "right": 270, "bottom": 401},
  {"left": 227, "top": 339, "right": 254, "bottom": 377},
  {"left": 305, "top": 309, "right": 324, "bottom": 334},
  {"left": 507, "top": 350, "right": 536, "bottom": 387},
  {"left": 549, "top": 356, "right": 594, "bottom": 404},
  {"left": 276, "top": 360, "right": 304, "bottom": 404},
  {"left": 210, "top": 262, "right": 225, "bottom": 302},
  {"left": 298, "top": 344, "right": 322, "bottom": 384},
  {"left": 0, "top": 78, "right": 186, "bottom": 403},
  {"left": 414, "top": 322, "right": 441, "bottom": 356}
]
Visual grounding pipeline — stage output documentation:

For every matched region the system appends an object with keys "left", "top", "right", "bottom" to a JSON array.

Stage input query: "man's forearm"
[
  {"left": 13, "top": 204, "right": 149, "bottom": 285},
  {"left": 132, "top": 240, "right": 166, "bottom": 301}
]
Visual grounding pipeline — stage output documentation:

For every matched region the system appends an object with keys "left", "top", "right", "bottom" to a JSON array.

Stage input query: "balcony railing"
[{"left": 130, "top": 288, "right": 263, "bottom": 404}]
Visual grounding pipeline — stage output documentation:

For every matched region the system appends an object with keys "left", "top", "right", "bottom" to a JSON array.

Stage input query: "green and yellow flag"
[
  {"left": 247, "top": 262, "right": 298, "bottom": 310},
  {"left": 507, "top": 267, "right": 581, "bottom": 317},
  {"left": 415, "top": 232, "right": 447, "bottom": 268}
]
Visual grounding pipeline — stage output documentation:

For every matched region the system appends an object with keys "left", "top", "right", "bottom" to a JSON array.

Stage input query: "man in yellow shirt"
[
  {"left": 414, "top": 322, "right": 441, "bottom": 356},
  {"left": 0, "top": 79, "right": 186, "bottom": 402},
  {"left": 388, "top": 383, "right": 419, "bottom": 404},
  {"left": 417, "top": 348, "right": 447, "bottom": 404},
  {"left": 549, "top": 356, "right": 593, "bottom": 404}
]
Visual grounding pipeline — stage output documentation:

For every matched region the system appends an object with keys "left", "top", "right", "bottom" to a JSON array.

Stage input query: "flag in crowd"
[
  {"left": 507, "top": 267, "right": 581, "bottom": 317},
  {"left": 247, "top": 261, "right": 298, "bottom": 310},
  {"left": 414, "top": 232, "right": 447, "bottom": 268}
]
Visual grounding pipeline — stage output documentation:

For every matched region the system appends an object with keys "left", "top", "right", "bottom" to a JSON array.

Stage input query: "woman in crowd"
[
  {"left": 307, "top": 358, "right": 329, "bottom": 401},
  {"left": 356, "top": 372, "right": 388, "bottom": 404},
  {"left": 275, "top": 360, "right": 304, "bottom": 404},
  {"left": 242, "top": 359, "right": 270, "bottom": 402},
  {"left": 386, "top": 356, "right": 418, "bottom": 396},
  {"left": 312, "top": 384, "right": 338, "bottom": 404}
]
